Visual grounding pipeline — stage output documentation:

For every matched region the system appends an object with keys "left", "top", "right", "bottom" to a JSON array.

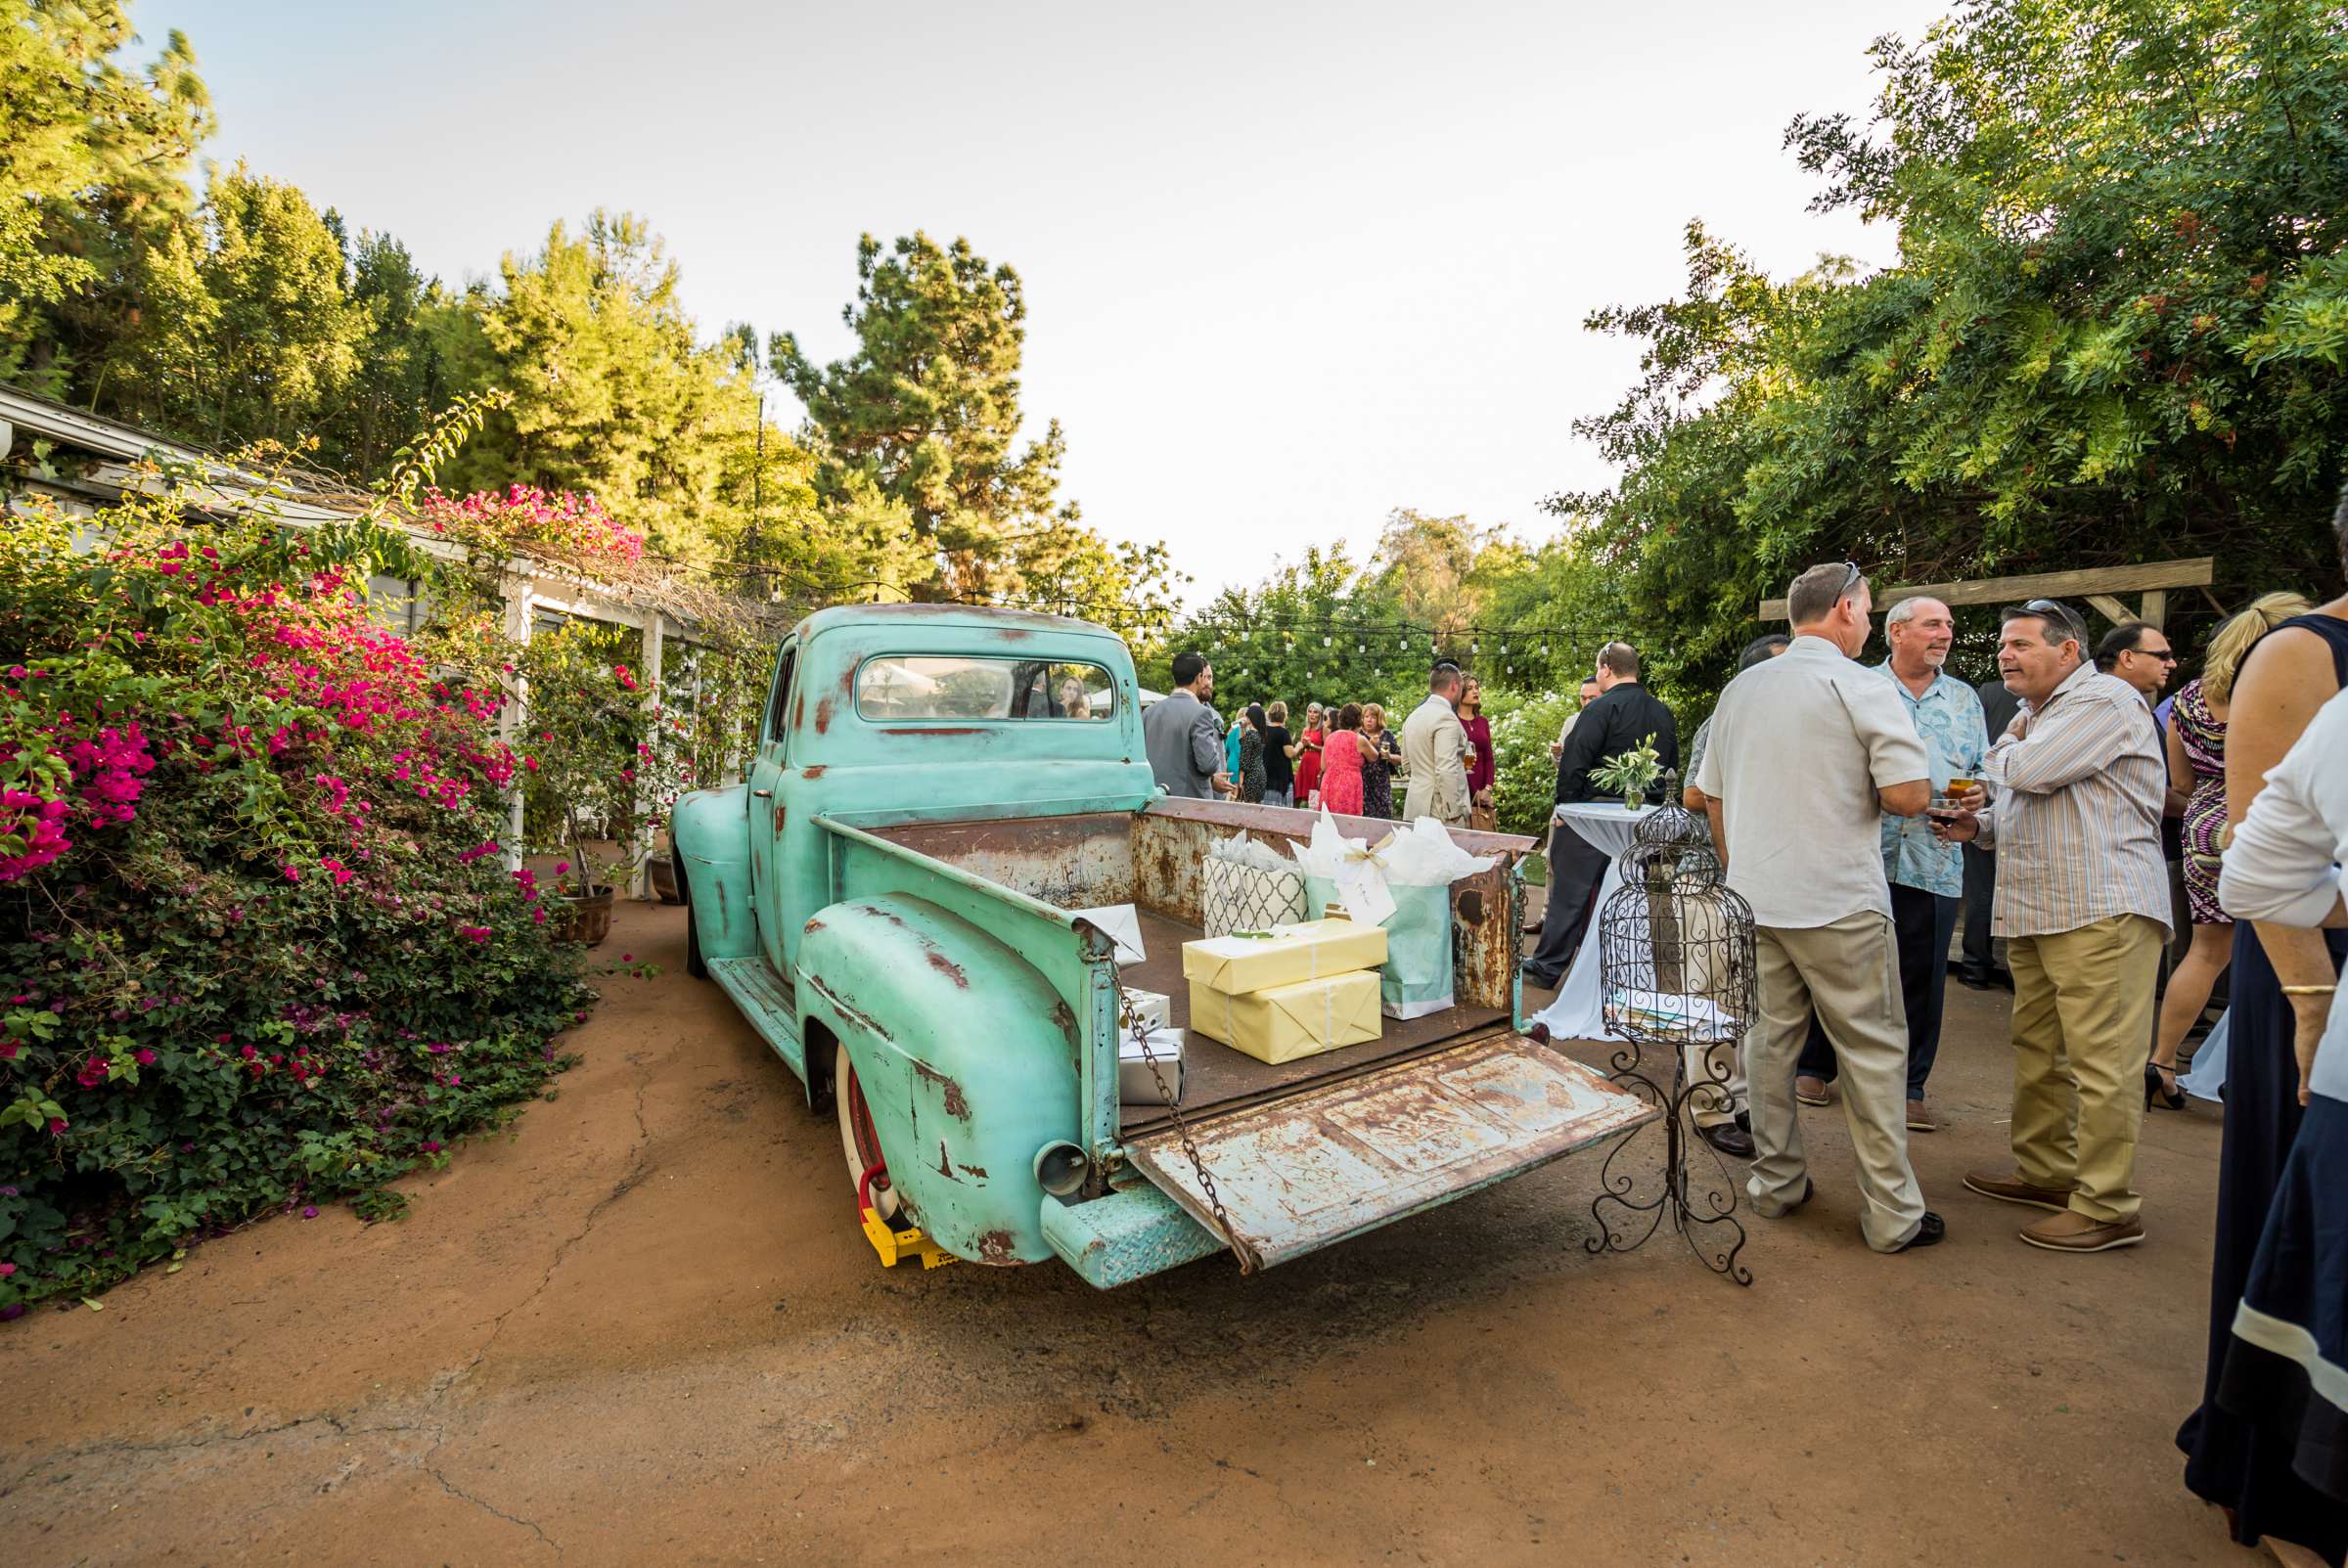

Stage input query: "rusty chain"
[{"left": 1116, "top": 983, "right": 1261, "bottom": 1274}]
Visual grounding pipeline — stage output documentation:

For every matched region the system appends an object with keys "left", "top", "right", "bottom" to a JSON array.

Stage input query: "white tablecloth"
[{"left": 1528, "top": 801, "right": 1656, "bottom": 1042}]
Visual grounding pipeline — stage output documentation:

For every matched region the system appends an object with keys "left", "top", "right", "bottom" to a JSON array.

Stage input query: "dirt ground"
[{"left": 2, "top": 898, "right": 2259, "bottom": 1567}]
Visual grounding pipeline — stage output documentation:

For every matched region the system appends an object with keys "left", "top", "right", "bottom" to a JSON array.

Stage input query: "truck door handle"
[{"left": 751, "top": 787, "right": 772, "bottom": 798}]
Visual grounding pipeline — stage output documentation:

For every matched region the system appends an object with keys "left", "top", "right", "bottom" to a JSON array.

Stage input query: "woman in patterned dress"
[
  {"left": 1358, "top": 702, "right": 1401, "bottom": 819},
  {"left": 2152, "top": 594, "right": 2313, "bottom": 1106},
  {"left": 1239, "top": 703, "right": 1269, "bottom": 803}
]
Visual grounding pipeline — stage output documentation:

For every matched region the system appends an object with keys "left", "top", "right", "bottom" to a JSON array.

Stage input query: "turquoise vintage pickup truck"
[{"left": 670, "top": 604, "right": 1651, "bottom": 1285}]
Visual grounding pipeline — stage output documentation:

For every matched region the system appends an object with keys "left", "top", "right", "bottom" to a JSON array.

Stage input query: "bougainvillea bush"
[{"left": 0, "top": 481, "right": 592, "bottom": 1313}]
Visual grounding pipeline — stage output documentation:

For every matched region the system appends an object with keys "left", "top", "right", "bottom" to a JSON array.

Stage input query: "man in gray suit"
[{"left": 1144, "top": 650, "right": 1229, "bottom": 799}]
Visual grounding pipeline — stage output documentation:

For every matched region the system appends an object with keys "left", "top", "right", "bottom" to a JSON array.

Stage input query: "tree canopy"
[{"left": 1557, "top": 0, "right": 2348, "bottom": 688}]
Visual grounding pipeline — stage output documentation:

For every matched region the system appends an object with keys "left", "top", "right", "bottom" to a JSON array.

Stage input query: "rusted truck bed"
[{"left": 867, "top": 797, "right": 1534, "bottom": 1135}]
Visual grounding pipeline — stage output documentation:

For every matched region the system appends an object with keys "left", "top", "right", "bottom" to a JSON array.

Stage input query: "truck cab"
[{"left": 671, "top": 604, "right": 1651, "bottom": 1285}]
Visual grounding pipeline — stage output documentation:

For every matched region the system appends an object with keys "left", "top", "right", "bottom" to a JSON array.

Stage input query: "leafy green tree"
[
  {"left": 0, "top": 0, "right": 211, "bottom": 392},
  {"left": 317, "top": 226, "right": 452, "bottom": 477},
  {"left": 1365, "top": 508, "right": 1524, "bottom": 636},
  {"left": 1561, "top": 0, "right": 2348, "bottom": 707},
  {"left": 430, "top": 211, "right": 758, "bottom": 563},
  {"left": 100, "top": 162, "right": 371, "bottom": 448},
  {"left": 771, "top": 232, "right": 1070, "bottom": 599}
]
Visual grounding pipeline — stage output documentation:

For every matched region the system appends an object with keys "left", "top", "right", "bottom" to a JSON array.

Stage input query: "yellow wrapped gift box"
[
  {"left": 1186, "top": 970, "right": 1383, "bottom": 1064},
  {"left": 1180, "top": 918, "right": 1388, "bottom": 997}
]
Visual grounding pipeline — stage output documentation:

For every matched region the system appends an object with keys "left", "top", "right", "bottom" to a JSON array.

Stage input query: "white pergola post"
[
  {"left": 502, "top": 583, "right": 533, "bottom": 873},
  {"left": 628, "top": 610, "right": 666, "bottom": 900}
]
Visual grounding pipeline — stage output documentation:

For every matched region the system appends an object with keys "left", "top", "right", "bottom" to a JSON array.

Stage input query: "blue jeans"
[{"left": 1264, "top": 786, "right": 1293, "bottom": 808}]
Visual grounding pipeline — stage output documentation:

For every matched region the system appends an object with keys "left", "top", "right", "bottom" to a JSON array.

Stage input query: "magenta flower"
[{"left": 301, "top": 1205, "right": 319, "bottom": 1219}]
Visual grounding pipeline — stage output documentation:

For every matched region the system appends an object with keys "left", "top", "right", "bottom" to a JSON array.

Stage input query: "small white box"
[
  {"left": 1119, "top": 1027, "right": 1187, "bottom": 1105},
  {"left": 1124, "top": 988, "right": 1170, "bottom": 1031},
  {"left": 1072, "top": 903, "right": 1147, "bottom": 966}
]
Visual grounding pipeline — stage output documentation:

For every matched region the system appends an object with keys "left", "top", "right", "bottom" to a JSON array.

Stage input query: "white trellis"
[{"left": 2, "top": 383, "right": 749, "bottom": 901}]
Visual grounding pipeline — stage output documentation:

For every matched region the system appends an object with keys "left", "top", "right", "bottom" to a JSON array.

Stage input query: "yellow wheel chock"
[{"left": 859, "top": 1205, "right": 956, "bottom": 1270}]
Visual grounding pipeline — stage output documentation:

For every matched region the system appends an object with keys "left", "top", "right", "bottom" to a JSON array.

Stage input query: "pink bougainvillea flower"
[
  {"left": 46, "top": 1117, "right": 68, "bottom": 1135},
  {"left": 459, "top": 925, "right": 491, "bottom": 943},
  {"left": 301, "top": 1205, "right": 319, "bottom": 1219},
  {"left": 420, "top": 1140, "right": 441, "bottom": 1154},
  {"left": 282, "top": 865, "right": 300, "bottom": 881},
  {"left": 134, "top": 1048, "right": 157, "bottom": 1065},
  {"left": 0, "top": 1261, "right": 15, "bottom": 1276}
]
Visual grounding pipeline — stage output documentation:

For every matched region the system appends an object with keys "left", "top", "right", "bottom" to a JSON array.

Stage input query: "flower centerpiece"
[{"left": 1589, "top": 733, "right": 1664, "bottom": 810}]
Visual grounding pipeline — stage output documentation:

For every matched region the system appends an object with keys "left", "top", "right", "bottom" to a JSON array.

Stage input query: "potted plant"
[{"left": 1589, "top": 733, "right": 1663, "bottom": 810}]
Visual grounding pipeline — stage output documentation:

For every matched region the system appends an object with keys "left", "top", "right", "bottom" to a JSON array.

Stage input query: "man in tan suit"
[{"left": 1400, "top": 663, "right": 1472, "bottom": 827}]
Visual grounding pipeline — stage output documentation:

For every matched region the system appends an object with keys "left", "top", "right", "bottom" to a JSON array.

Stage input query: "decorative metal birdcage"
[{"left": 1584, "top": 778, "right": 1759, "bottom": 1283}]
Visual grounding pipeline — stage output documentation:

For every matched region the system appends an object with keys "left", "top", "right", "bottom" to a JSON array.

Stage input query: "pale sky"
[{"left": 140, "top": 0, "right": 1950, "bottom": 605}]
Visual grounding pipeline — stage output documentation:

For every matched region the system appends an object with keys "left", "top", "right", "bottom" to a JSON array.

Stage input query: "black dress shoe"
[
  {"left": 1699, "top": 1121, "right": 1756, "bottom": 1159},
  {"left": 1892, "top": 1211, "right": 1948, "bottom": 1252},
  {"left": 1991, "top": 967, "right": 2014, "bottom": 992},
  {"left": 1955, "top": 964, "right": 1995, "bottom": 991}
]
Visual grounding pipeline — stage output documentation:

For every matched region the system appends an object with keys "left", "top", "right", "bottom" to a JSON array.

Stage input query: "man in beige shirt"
[
  {"left": 1399, "top": 664, "right": 1471, "bottom": 827},
  {"left": 1694, "top": 561, "right": 1944, "bottom": 1254}
]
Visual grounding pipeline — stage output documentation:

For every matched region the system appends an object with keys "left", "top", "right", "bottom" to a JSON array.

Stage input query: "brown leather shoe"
[
  {"left": 1906, "top": 1098, "right": 1936, "bottom": 1132},
  {"left": 1964, "top": 1170, "right": 2071, "bottom": 1211},
  {"left": 1794, "top": 1075, "right": 1831, "bottom": 1107},
  {"left": 2018, "top": 1209, "right": 2145, "bottom": 1253}
]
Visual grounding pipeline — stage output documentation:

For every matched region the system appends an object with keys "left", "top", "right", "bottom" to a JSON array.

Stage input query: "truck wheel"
[
  {"left": 685, "top": 896, "right": 708, "bottom": 980},
  {"left": 835, "top": 1042, "right": 908, "bottom": 1227}
]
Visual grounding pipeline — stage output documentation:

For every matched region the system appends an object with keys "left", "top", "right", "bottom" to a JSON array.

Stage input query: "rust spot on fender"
[
  {"left": 925, "top": 948, "right": 969, "bottom": 988},
  {"left": 937, "top": 1141, "right": 957, "bottom": 1179},
  {"left": 1050, "top": 1000, "right": 1079, "bottom": 1050},
  {"left": 957, "top": 1163, "right": 988, "bottom": 1179},
  {"left": 772, "top": 802, "right": 786, "bottom": 836},
  {"left": 800, "top": 765, "right": 826, "bottom": 780},
  {"left": 802, "top": 917, "right": 825, "bottom": 934},
  {"left": 791, "top": 692, "right": 804, "bottom": 731},
  {"left": 910, "top": 1059, "right": 970, "bottom": 1119},
  {"left": 814, "top": 696, "right": 835, "bottom": 733},
  {"left": 975, "top": 1230, "right": 1018, "bottom": 1265}
]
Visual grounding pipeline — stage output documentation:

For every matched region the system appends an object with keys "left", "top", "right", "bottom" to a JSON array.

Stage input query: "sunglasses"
[{"left": 1841, "top": 560, "right": 1863, "bottom": 596}]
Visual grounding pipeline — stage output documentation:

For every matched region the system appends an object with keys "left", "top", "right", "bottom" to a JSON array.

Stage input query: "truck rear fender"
[
  {"left": 796, "top": 894, "right": 1079, "bottom": 1266},
  {"left": 670, "top": 784, "right": 757, "bottom": 963}
]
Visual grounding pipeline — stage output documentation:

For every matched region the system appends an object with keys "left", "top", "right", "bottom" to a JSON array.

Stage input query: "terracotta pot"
[
  {"left": 554, "top": 886, "right": 615, "bottom": 947},
  {"left": 648, "top": 854, "right": 683, "bottom": 906}
]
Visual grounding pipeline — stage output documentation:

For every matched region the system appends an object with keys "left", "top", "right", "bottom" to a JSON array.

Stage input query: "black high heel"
[{"left": 2145, "top": 1061, "right": 2186, "bottom": 1110}]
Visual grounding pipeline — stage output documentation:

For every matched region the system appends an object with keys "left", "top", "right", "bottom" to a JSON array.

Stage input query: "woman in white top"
[{"left": 2207, "top": 683, "right": 2348, "bottom": 1565}]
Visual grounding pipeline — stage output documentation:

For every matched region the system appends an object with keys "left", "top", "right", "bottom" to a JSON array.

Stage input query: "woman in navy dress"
[{"left": 2177, "top": 495, "right": 2348, "bottom": 1567}]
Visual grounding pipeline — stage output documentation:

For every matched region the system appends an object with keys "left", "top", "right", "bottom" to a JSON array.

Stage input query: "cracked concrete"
[{"left": 1, "top": 900, "right": 2254, "bottom": 1565}]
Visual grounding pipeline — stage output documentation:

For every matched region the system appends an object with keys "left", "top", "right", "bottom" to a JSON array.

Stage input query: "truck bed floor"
[{"left": 1117, "top": 910, "right": 1511, "bottom": 1135}]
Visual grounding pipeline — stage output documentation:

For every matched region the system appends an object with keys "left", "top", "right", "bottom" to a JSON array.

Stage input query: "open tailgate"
[{"left": 1122, "top": 1032, "right": 1657, "bottom": 1270}]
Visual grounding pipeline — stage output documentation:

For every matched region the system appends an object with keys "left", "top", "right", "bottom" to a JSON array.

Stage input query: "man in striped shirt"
[{"left": 1936, "top": 600, "right": 2172, "bottom": 1253}]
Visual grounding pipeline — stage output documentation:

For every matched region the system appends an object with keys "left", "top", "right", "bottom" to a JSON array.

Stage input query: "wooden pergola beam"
[{"left": 1757, "top": 557, "right": 2213, "bottom": 622}]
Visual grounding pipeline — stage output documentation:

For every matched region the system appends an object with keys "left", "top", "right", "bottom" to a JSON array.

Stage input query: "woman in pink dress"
[{"left": 1317, "top": 702, "right": 1372, "bottom": 816}]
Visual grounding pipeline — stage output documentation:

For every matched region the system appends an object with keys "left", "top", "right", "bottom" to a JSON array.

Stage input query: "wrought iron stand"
[{"left": 1566, "top": 789, "right": 1757, "bottom": 1285}]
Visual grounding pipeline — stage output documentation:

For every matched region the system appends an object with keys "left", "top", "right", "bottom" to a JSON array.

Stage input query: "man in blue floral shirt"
[{"left": 1795, "top": 597, "right": 1989, "bottom": 1131}]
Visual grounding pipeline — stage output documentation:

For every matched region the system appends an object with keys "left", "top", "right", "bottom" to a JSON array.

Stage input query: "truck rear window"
[{"left": 854, "top": 656, "right": 1119, "bottom": 722}]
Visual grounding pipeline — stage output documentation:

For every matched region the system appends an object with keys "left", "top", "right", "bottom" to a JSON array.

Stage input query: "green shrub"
[{"left": 0, "top": 483, "right": 590, "bottom": 1313}]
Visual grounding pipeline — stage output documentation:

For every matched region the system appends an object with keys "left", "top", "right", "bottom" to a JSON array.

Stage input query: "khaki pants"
[
  {"left": 2007, "top": 914, "right": 2164, "bottom": 1223},
  {"left": 1748, "top": 912, "right": 1927, "bottom": 1252}
]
